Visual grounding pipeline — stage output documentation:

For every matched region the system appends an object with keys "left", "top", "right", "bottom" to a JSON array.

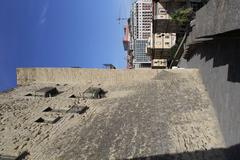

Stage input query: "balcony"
[{"left": 145, "top": 33, "right": 177, "bottom": 56}]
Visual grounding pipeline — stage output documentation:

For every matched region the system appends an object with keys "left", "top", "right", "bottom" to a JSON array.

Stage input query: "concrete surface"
[
  {"left": 179, "top": 39, "right": 240, "bottom": 159},
  {"left": 195, "top": 0, "right": 240, "bottom": 38},
  {"left": 0, "top": 69, "right": 226, "bottom": 160},
  {"left": 180, "top": 1, "right": 240, "bottom": 152},
  {"left": 16, "top": 68, "right": 158, "bottom": 86}
]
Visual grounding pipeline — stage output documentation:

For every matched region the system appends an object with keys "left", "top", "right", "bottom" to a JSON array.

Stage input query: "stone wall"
[
  {"left": 179, "top": 0, "right": 240, "bottom": 151},
  {"left": 196, "top": 0, "right": 240, "bottom": 38},
  {"left": 179, "top": 39, "right": 240, "bottom": 150},
  {"left": 16, "top": 68, "right": 159, "bottom": 85}
]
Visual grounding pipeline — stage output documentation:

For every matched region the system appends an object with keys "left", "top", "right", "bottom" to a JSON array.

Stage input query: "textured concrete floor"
[{"left": 0, "top": 69, "right": 226, "bottom": 160}]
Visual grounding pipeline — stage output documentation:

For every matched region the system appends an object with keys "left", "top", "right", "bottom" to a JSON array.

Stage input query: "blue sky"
[{"left": 0, "top": 0, "right": 130, "bottom": 91}]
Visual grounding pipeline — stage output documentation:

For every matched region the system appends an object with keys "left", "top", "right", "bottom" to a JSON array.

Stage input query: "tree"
[{"left": 171, "top": 7, "right": 193, "bottom": 26}]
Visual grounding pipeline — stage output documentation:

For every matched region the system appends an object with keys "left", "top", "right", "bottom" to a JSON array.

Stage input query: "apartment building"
[
  {"left": 146, "top": 0, "right": 205, "bottom": 69},
  {"left": 146, "top": 0, "right": 184, "bottom": 68},
  {"left": 129, "top": 0, "right": 152, "bottom": 68}
]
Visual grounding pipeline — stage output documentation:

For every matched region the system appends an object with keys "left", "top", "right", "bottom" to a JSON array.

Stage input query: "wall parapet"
[{"left": 16, "top": 68, "right": 159, "bottom": 86}]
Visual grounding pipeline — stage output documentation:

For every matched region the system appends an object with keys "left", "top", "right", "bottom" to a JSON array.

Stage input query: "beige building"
[
  {"left": 146, "top": 0, "right": 185, "bottom": 68},
  {"left": 147, "top": 33, "right": 176, "bottom": 50}
]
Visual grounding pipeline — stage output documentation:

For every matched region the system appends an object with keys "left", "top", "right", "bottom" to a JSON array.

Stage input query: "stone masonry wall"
[
  {"left": 179, "top": 39, "right": 240, "bottom": 149},
  {"left": 196, "top": 0, "right": 240, "bottom": 38},
  {"left": 16, "top": 68, "right": 159, "bottom": 86}
]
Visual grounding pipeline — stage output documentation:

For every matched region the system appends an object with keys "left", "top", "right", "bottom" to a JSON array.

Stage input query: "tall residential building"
[{"left": 129, "top": 0, "right": 152, "bottom": 68}]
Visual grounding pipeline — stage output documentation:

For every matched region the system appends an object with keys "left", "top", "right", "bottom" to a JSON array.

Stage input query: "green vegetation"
[
  {"left": 171, "top": 7, "right": 193, "bottom": 26},
  {"left": 169, "top": 7, "right": 193, "bottom": 59}
]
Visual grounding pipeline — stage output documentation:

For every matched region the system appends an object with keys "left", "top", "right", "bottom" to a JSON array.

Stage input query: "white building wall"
[
  {"left": 130, "top": 0, "right": 152, "bottom": 68},
  {"left": 135, "top": 0, "right": 152, "bottom": 40},
  {"left": 154, "top": 2, "right": 171, "bottom": 20}
]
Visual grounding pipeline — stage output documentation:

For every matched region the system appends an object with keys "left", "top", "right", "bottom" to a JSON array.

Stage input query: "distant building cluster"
[
  {"left": 123, "top": 0, "right": 152, "bottom": 69},
  {"left": 123, "top": 0, "right": 205, "bottom": 69}
]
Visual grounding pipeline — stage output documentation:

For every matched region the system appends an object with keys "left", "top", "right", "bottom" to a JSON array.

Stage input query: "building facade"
[
  {"left": 124, "top": 0, "right": 152, "bottom": 69},
  {"left": 146, "top": 0, "right": 184, "bottom": 69},
  {"left": 146, "top": 0, "right": 206, "bottom": 69}
]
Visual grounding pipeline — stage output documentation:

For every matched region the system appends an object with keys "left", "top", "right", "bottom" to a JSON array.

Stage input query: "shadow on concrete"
[
  {"left": 186, "top": 37, "right": 240, "bottom": 83},
  {"left": 125, "top": 143, "right": 240, "bottom": 160}
]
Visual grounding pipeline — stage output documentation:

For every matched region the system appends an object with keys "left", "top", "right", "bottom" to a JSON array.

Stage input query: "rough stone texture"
[
  {"left": 16, "top": 68, "right": 158, "bottom": 86},
  {"left": 0, "top": 69, "right": 226, "bottom": 160},
  {"left": 181, "top": 1, "right": 240, "bottom": 152},
  {"left": 179, "top": 39, "right": 240, "bottom": 159},
  {"left": 195, "top": 0, "right": 240, "bottom": 38}
]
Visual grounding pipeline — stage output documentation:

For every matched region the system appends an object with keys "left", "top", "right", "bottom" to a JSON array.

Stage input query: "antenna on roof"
[
  {"left": 117, "top": 1, "right": 128, "bottom": 24},
  {"left": 117, "top": 17, "right": 128, "bottom": 24}
]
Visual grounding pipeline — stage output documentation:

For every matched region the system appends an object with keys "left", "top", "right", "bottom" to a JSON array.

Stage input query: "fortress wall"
[
  {"left": 179, "top": 39, "right": 240, "bottom": 150},
  {"left": 16, "top": 68, "right": 159, "bottom": 85},
  {"left": 179, "top": 0, "right": 240, "bottom": 151}
]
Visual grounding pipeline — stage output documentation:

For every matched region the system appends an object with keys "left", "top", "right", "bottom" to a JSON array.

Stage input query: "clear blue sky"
[{"left": 0, "top": 0, "right": 130, "bottom": 91}]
